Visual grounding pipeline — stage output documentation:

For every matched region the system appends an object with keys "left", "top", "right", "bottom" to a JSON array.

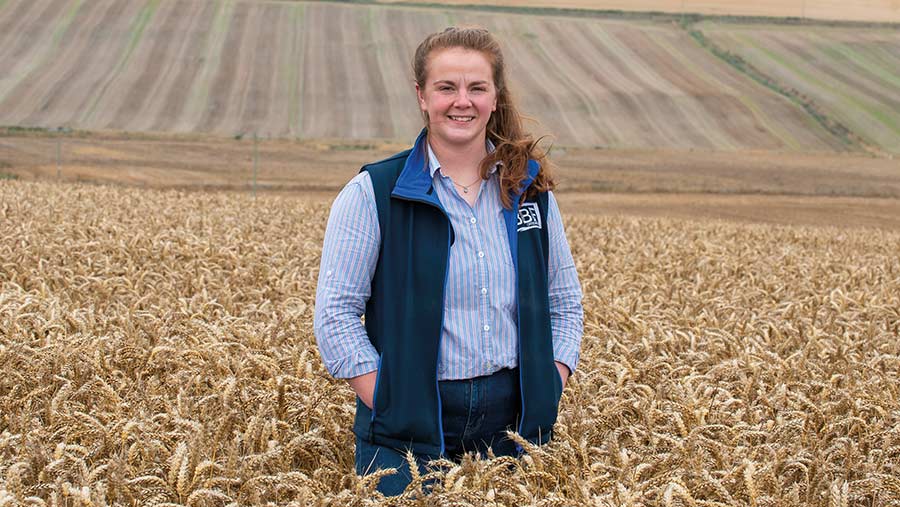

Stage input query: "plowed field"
[
  {"left": 704, "top": 23, "right": 900, "bottom": 154},
  {"left": 0, "top": 0, "right": 859, "bottom": 150}
]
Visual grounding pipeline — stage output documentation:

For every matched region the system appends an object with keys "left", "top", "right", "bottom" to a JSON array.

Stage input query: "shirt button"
[
  {"left": 481, "top": 287, "right": 487, "bottom": 295},
  {"left": 483, "top": 324, "right": 490, "bottom": 332},
  {"left": 326, "top": 270, "right": 333, "bottom": 277},
  {"left": 478, "top": 251, "right": 484, "bottom": 258},
  {"left": 470, "top": 217, "right": 477, "bottom": 224}
]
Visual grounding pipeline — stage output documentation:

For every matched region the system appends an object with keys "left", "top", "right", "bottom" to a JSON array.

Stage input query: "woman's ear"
[{"left": 415, "top": 83, "right": 427, "bottom": 112}]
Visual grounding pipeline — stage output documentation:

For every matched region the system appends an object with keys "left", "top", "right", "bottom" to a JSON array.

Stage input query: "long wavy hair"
[{"left": 413, "top": 27, "right": 554, "bottom": 209}]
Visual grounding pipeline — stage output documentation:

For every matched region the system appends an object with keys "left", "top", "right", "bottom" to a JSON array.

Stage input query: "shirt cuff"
[
  {"left": 324, "top": 347, "right": 380, "bottom": 379},
  {"left": 553, "top": 341, "right": 580, "bottom": 376}
]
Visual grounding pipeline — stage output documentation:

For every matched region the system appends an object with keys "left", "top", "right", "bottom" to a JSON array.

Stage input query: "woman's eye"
[{"left": 439, "top": 86, "right": 453, "bottom": 92}]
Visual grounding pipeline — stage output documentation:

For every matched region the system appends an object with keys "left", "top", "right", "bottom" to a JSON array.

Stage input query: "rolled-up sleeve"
[
  {"left": 314, "top": 172, "right": 381, "bottom": 379},
  {"left": 546, "top": 191, "right": 584, "bottom": 375}
]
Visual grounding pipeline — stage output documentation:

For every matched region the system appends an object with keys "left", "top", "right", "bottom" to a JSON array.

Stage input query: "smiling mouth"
[{"left": 448, "top": 115, "right": 474, "bottom": 122}]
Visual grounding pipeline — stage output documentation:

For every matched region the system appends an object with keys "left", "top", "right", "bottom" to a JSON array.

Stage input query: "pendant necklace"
[{"left": 451, "top": 175, "right": 482, "bottom": 194}]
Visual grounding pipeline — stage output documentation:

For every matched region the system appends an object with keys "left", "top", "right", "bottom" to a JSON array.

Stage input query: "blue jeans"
[{"left": 355, "top": 367, "right": 521, "bottom": 496}]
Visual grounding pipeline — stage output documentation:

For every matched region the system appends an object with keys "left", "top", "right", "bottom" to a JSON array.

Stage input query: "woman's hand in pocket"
[
  {"left": 554, "top": 361, "right": 570, "bottom": 389},
  {"left": 348, "top": 370, "right": 378, "bottom": 410}
]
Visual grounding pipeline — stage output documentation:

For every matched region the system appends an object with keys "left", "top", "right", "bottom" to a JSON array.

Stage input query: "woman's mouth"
[{"left": 448, "top": 115, "right": 475, "bottom": 123}]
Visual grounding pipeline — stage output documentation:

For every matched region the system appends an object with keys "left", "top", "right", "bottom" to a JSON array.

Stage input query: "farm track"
[
  {"left": 2, "top": 179, "right": 900, "bottom": 505},
  {"left": 3, "top": 0, "right": 896, "bottom": 151}
]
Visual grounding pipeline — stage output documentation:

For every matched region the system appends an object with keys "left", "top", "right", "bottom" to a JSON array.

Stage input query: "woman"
[{"left": 313, "top": 27, "right": 583, "bottom": 496}]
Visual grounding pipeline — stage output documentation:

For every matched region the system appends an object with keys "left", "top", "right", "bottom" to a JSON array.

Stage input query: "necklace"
[{"left": 449, "top": 175, "right": 482, "bottom": 194}]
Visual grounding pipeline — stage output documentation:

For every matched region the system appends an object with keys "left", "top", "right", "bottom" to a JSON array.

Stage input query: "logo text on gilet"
[{"left": 517, "top": 202, "right": 542, "bottom": 232}]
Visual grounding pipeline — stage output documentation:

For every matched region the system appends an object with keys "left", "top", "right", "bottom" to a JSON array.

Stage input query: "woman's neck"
[{"left": 429, "top": 134, "right": 487, "bottom": 178}]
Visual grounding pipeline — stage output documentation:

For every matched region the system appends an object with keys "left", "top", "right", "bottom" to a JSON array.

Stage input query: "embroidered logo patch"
[{"left": 517, "top": 202, "right": 542, "bottom": 232}]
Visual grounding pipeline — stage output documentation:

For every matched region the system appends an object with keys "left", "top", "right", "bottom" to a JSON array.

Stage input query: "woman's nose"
[{"left": 454, "top": 90, "right": 472, "bottom": 108}]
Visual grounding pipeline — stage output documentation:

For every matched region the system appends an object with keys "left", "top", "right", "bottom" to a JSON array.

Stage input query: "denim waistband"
[{"left": 438, "top": 367, "right": 519, "bottom": 386}]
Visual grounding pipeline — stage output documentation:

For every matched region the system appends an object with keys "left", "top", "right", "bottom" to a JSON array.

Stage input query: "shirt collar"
[{"left": 427, "top": 138, "right": 500, "bottom": 178}]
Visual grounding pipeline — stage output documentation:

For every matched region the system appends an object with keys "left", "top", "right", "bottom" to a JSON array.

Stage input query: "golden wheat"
[{"left": 1, "top": 180, "right": 899, "bottom": 506}]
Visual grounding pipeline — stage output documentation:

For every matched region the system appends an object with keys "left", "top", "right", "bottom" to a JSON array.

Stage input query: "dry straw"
[{"left": 1, "top": 180, "right": 899, "bottom": 506}]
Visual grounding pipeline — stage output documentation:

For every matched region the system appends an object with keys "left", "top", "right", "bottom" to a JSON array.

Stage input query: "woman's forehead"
[{"left": 427, "top": 47, "right": 493, "bottom": 80}]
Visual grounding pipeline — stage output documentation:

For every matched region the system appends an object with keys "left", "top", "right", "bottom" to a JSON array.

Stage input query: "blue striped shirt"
[{"left": 314, "top": 143, "right": 583, "bottom": 381}]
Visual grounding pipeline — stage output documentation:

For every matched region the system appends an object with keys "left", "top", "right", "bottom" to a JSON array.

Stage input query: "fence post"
[
  {"left": 56, "top": 136, "right": 61, "bottom": 180},
  {"left": 253, "top": 133, "right": 259, "bottom": 198}
]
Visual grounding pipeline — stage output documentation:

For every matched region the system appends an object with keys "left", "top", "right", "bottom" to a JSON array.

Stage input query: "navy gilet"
[{"left": 351, "top": 131, "right": 560, "bottom": 455}]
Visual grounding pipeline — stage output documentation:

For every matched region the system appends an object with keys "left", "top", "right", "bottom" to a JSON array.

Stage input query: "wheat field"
[{"left": 1, "top": 180, "right": 899, "bottom": 506}]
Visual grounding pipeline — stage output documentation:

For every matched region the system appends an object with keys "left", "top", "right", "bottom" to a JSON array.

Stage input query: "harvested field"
[
  {"left": 2, "top": 180, "right": 900, "bottom": 505},
  {"left": 377, "top": 0, "right": 900, "bottom": 23},
  {"left": 5, "top": 133, "right": 900, "bottom": 196},
  {"left": 4, "top": 131, "right": 900, "bottom": 229},
  {"left": 0, "top": 0, "right": 855, "bottom": 151},
  {"left": 703, "top": 23, "right": 900, "bottom": 154}
]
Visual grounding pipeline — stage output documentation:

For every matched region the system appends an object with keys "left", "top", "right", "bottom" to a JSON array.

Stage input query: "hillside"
[
  {"left": 703, "top": 22, "right": 900, "bottom": 153},
  {"left": 4, "top": 0, "right": 895, "bottom": 151}
]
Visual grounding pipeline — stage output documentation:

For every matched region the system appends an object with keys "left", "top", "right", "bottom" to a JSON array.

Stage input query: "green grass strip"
[
  {"left": 683, "top": 22, "right": 876, "bottom": 153},
  {"left": 819, "top": 41, "right": 900, "bottom": 91},
  {"left": 83, "top": 0, "right": 161, "bottom": 122},
  {"left": 122, "top": 0, "right": 158, "bottom": 62},
  {"left": 52, "top": 0, "right": 86, "bottom": 46}
]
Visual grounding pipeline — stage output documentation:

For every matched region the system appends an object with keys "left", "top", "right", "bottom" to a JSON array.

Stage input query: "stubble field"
[
  {"left": 2, "top": 180, "right": 899, "bottom": 506},
  {"left": 5, "top": 130, "right": 900, "bottom": 230}
]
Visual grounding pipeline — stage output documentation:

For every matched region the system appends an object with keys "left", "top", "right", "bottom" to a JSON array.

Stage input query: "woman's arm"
[
  {"left": 546, "top": 191, "right": 584, "bottom": 389},
  {"left": 313, "top": 172, "right": 381, "bottom": 406}
]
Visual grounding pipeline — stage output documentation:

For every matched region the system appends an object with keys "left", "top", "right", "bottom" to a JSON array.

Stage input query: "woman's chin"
[{"left": 433, "top": 124, "right": 485, "bottom": 146}]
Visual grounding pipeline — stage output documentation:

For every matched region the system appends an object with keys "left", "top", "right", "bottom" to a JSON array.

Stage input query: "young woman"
[{"left": 314, "top": 27, "right": 583, "bottom": 496}]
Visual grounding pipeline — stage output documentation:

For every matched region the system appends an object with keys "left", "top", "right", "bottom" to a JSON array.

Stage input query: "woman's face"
[{"left": 416, "top": 47, "right": 497, "bottom": 150}]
